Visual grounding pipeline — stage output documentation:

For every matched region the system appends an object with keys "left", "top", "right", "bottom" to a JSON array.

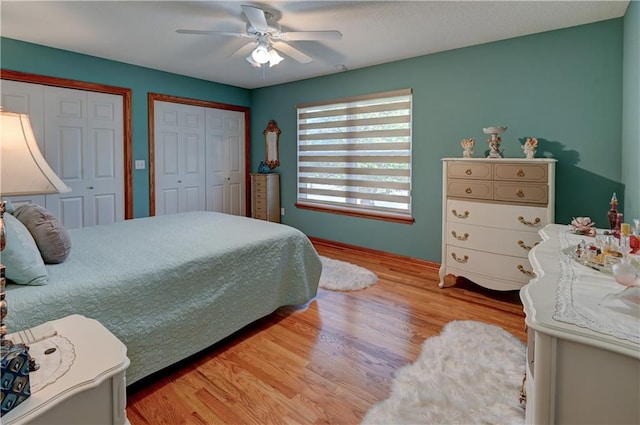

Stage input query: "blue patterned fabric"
[{"left": 5, "top": 211, "right": 321, "bottom": 384}]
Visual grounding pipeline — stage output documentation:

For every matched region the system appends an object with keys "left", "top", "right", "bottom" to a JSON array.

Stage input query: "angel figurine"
[
  {"left": 523, "top": 137, "right": 538, "bottom": 159},
  {"left": 460, "top": 138, "right": 475, "bottom": 158}
]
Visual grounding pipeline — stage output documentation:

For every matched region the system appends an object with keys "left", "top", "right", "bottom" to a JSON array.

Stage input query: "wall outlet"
[
  {"left": 281, "top": 207, "right": 285, "bottom": 216},
  {"left": 134, "top": 160, "right": 146, "bottom": 170}
]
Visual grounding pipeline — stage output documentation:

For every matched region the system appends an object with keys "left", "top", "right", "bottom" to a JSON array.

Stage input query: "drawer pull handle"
[
  {"left": 517, "top": 169, "right": 525, "bottom": 177},
  {"left": 451, "top": 231, "right": 469, "bottom": 241},
  {"left": 518, "top": 216, "right": 541, "bottom": 227},
  {"left": 516, "top": 189, "right": 525, "bottom": 197},
  {"left": 451, "top": 253, "right": 469, "bottom": 263},
  {"left": 465, "top": 187, "right": 473, "bottom": 194},
  {"left": 518, "top": 264, "right": 536, "bottom": 277},
  {"left": 517, "top": 240, "right": 539, "bottom": 251},
  {"left": 465, "top": 169, "right": 473, "bottom": 175},
  {"left": 452, "top": 209, "right": 469, "bottom": 219}
]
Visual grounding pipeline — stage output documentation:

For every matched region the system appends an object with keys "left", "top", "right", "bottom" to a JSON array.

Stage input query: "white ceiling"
[{"left": 1, "top": 1, "right": 629, "bottom": 89}]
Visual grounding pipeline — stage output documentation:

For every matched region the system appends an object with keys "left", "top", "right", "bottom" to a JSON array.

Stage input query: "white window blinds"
[{"left": 296, "top": 89, "right": 413, "bottom": 222}]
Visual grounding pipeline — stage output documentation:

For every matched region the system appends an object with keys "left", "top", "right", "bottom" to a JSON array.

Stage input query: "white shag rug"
[
  {"left": 319, "top": 256, "right": 378, "bottom": 291},
  {"left": 362, "top": 320, "right": 526, "bottom": 425}
]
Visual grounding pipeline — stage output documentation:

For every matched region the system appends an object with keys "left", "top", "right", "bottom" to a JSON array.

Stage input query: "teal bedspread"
[{"left": 5, "top": 212, "right": 322, "bottom": 384}]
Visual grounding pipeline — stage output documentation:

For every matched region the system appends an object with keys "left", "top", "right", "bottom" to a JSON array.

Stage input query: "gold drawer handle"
[
  {"left": 465, "top": 169, "right": 473, "bottom": 175},
  {"left": 517, "top": 240, "right": 539, "bottom": 251},
  {"left": 451, "top": 253, "right": 469, "bottom": 263},
  {"left": 516, "top": 189, "right": 525, "bottom": 197},
  {"left": 517, "top": 169, "right": 525, "bottom": 177},
  {"left": 465, "top": 187, "right": 473, "bottom": 194},
  {"left": 518, "top": 216, "right": 541, "bottom": 227},
  {"left": 451, "top": 231, "right": 469, "bottom": 241},
  {"left": 452, "top": 209, "right": 469, "bottom": 219},
  {"left": 518, "top": 264, "right": 536, "bottom": 277}
]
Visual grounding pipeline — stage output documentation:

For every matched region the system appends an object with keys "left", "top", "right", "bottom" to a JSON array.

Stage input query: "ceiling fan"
[{"left": 176, "top": 5, "right": 342, "bottom": 68}]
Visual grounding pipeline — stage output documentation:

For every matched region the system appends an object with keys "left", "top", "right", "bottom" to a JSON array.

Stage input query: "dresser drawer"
[
  {"left": 446, "top": 199, "right": 549, "bottom": 232},
  {"left": 447, "top": 161, "right": 493, "bottom": 180},
  {"left": 446, "top": 222, "right": 541, "bottom": 258},
  {"left": 447, "top": 180, "right": 493, "bottom": 200},
  {"left": 494, "top": 163, "right": 548, "bottom": 182},
  {"left": 494, "top": 182, "right": 548, "bottom": 204},
  {"left": 445, "top": 245, "right": 535, "bottom": 285}
]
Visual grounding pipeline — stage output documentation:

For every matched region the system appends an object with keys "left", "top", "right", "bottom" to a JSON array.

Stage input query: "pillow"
[
  {"left": 3, "top": 199, "right": 14, "bottom": 214},
  {"left": 1, "top": 213, "right": 49, "bottom": 285},
  {"left": 13, "top": 204, "right": 71, "bottom": 264}
]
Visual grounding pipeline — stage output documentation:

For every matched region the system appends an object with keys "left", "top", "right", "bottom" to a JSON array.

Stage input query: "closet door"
[
  {"left": 205, "top": 108, "right": 245, "bottom": 215},
  {"left": 0, "top": 81, "right": 125, "bottom": 228},
  {"left": 154, "top": 101, "right": 206, "bottom": 215},
  {"left": 0, "top": 80, "right": 46, "bottom": 207},
  {"left": 43, "top": 87, "right": 124, "bottom": 228}
]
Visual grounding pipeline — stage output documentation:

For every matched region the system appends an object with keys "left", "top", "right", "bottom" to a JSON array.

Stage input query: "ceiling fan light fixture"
[
  {"left": 251, "top": 42, "right": 270, "bottom": 64},
  {"left": 268, "top": 49, "right": 284, "bottom": 67},
  {"left": 246, "top": 55, "right": 261, "bottom": 68}
]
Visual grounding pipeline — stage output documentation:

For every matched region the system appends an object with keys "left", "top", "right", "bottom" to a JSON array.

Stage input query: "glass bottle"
[{"left": 607, "top": 192, "right": 618, "bottom": 230}]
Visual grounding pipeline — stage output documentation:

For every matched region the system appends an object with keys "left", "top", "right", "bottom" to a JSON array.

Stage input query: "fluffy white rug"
[
  {"left": 319, "top": 256, "right": 378, "bottom": 291},
  {"left": 362, "top": 320, "right": 526, "bottom": 425}
]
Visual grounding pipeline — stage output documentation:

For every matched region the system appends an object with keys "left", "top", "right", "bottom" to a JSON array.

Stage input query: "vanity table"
[{"left": 520, "top": 224, "right": 639, "bottom": 424}]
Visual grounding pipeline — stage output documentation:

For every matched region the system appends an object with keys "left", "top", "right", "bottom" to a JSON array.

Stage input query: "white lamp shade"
[
  {"left": 1, "top": 110, "right": 71, "bottom": 196},
  {"left": 251, "top": 42, "right": 270, "bottom": 64}
]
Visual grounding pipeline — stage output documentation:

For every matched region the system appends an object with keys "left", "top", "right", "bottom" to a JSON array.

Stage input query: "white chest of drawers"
[
  {"left": 251, "top": 173, "right": 280, "bottom": 223},
  {"left": 439, "top": 158, "right": 556, "bottom": 290}
]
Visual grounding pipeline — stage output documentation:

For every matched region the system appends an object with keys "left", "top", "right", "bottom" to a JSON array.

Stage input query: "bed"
[{"left": 5, "top": 211, "right": 322, "bottom": 384}]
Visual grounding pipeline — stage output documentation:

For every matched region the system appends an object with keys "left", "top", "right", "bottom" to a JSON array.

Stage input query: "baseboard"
[{"left": 308, "top": 236, "right": 441, "bottom": 272}]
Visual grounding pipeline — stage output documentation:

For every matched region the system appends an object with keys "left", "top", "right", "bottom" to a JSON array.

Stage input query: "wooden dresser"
[
  {"left": 439, "top": 158, "right": 556, "bottom": 290},
  {"left": 250, "top": 173, "right": 280, "bottom": 223}
]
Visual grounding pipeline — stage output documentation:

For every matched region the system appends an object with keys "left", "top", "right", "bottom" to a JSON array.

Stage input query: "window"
[{"left": 296, "top": 89, "right": 413, "bottom": 223}]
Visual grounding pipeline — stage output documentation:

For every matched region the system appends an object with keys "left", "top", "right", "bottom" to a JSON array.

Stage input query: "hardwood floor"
[{"left": 126, "top": 239, "right": 526, "bottom": 425}]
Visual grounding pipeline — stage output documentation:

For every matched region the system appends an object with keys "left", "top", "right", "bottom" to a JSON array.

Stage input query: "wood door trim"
[
  {"left": 1, "top": 69, "right": 134, "bottom": 220},
  {"left": 148, "top": 93, "right": 251, "bottom": 217}
]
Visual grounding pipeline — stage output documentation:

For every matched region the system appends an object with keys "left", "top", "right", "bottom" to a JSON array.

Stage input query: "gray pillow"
[{"left": 13, "top": 204, "right": 71, "bottom": 264}]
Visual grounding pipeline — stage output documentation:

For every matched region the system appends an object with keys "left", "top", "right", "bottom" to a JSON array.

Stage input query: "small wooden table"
[{"left": 2, "top": 314, "right": 130, "bottom": 425}]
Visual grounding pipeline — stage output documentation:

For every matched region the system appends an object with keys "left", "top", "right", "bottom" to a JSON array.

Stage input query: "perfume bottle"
[{"left": 607, "top": 192, "right": 619, "bottom": 230}]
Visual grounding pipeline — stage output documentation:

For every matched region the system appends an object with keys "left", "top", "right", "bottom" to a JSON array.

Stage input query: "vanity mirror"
[{"left": 264, "top": 120, "right": 281, "bottom": 170}]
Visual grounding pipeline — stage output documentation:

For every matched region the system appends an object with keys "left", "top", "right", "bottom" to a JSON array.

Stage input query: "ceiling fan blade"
[
  {"left": 227, "top": 41, "right": 256, "bottom": 59},
  {"left": 279, "top": 31, "right": 343, "bottom": 41},
  {"left": 241, "top": 5, "right": 269, "bottom": 33},
  {"left": 176, "top": 29, "right": 252, "bottom": 38},
  {"left": 272, "top": 41, "right": 312, "bottom": 64}
]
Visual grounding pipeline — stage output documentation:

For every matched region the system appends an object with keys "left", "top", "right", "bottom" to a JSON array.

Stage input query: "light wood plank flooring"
[{"left": 126, "top": 239, "right": 526, "bottom": 425}]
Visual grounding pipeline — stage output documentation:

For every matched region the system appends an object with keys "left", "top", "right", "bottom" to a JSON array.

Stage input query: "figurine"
[
  {"left": 460, "top": 138, "right": 475, "bottom": 158},
  {"left": 523, "top": 137, "right": 538, "bottom": 159},
  {"left": 482, "top": 127, "right": 506, "bottom": 158}
]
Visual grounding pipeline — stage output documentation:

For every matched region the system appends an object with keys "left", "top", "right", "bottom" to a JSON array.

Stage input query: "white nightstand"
[{"left": 2, "top": 314, "right": 130, "bottom": 425}]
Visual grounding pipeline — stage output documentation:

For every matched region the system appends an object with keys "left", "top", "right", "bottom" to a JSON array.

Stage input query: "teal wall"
[
  {"left": 0, "top": 37, "right": 251, "bottom": 218},
  {"left": 623, "top": 1, "right": 640, "bottom": 221},
  {"left": 252, "top": 19, "right": 624, "bottom": 262},
  {"left": 1, "top": 17, "right": 629, "bottom": 263}
]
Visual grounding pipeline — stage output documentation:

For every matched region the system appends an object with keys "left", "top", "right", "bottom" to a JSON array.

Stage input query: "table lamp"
[{"left": 0, "top": 108, "right": 70, "bottom": 415}]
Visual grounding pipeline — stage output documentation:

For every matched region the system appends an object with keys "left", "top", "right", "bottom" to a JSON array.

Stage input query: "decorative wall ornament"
[
  {"left": 264, "top": 120, "right": 281, "bottom": 170},
  {"left": 460, "top": 138, "right": 475, "bottom": 158}
]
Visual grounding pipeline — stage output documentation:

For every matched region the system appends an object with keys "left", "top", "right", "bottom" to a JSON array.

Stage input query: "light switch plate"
[{"left": 135, "top": 160, "right": 145, "bottom": 170}]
